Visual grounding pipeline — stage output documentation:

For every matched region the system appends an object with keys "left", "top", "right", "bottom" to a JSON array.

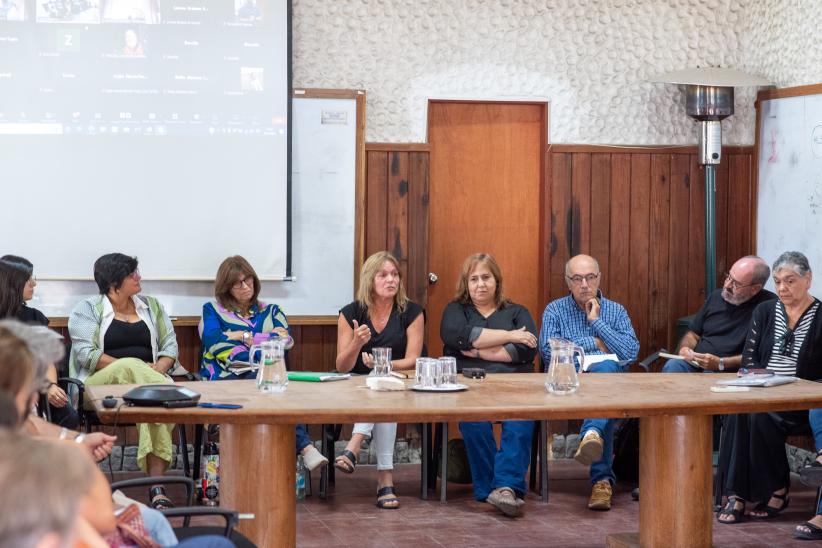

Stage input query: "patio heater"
[{"left": 650, "top": 67, "right": 771, "bottom": 293}]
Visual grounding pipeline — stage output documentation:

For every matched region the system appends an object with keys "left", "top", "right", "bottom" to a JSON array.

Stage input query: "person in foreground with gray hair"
[{"left": 717, "top": 252, "right": 822, "bottom": 531}]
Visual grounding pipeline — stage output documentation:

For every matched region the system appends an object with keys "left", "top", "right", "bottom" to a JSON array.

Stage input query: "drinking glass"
[
  {"left": 415, "top": 357, "right": 439, "bottom": 387},
  {"left": 372, "top": 347, "right": 392, "bottom": 377},
  {"left": 438, "top": 357, "right": 458, "bottom": 386}
]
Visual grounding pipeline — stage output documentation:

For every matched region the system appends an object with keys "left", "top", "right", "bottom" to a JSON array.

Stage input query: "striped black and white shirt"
[{"left": 768, "top": 300, "right": 820, "bottom": 375}]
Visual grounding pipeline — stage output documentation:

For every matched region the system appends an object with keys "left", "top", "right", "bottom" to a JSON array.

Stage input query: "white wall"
[
  {"left": 292, "top": 0, "right": 760, "bottom": 145},
  {"left": 741, "top": 0, "right": 822, "bottom": 89}
]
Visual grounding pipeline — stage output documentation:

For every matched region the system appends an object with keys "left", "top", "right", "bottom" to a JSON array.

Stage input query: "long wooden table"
[{"left": 88, "top": 373, "right": 822, "bottom": 547}]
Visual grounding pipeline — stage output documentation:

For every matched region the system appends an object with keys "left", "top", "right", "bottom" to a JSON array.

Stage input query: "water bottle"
[
  {"left": 202, "top": 440, "right": 220, "bottom": 506},
  {"left": 295, "top": 456, "right": 307, "bottom": 500}
]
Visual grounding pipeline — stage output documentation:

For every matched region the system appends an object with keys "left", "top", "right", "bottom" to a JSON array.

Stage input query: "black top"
[
  {"left": 15, "top": 304, "right": 49, "bottom": 326},
  {"left": 104, "top": 319, "right": 153, "bottom": 363},
  {"left": 689, "top": 288, "right": 777, "bottom": 356},
  {"left": 440, "top": 301, "right": 538, "bottom": 373},
  {"left": 339, "top": 300, "right": 424, "bottom": 375},
  {"left": 742, "top": 298, "right": 822, "bottom": 381}
]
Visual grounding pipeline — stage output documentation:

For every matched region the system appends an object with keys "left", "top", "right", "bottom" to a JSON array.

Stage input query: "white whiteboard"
[
  {"left": 757, "top": 90, "right": 822, "bottom": 292},
  {"left": 27, "top": 93, "right": 359, "bottom": 317}
]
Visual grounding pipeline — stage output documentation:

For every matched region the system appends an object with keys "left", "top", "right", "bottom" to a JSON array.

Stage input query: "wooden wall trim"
[
  {"left": 550, "top": 144, "right": 754, "bottom": 154},
  {"left": 366, "top": 143, "right": 431, "bottom": 152},
  {"left": 756, "top": 83, "right": 822, "bottom": 102}
]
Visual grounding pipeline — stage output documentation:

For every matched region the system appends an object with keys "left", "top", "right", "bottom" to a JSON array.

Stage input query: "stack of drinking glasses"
[{"left": 414, "top": 357, "right": 459, "bottom": 389}]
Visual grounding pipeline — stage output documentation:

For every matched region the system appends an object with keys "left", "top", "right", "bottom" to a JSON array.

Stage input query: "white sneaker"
[{"left": 301, "top": 445, "right": 329, "bottom": 471}]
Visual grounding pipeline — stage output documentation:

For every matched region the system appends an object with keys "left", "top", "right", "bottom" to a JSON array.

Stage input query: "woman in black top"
[
  {"left": 0, "top": 255, "right": 78, "bottom": 428},
  {"left": 440, "top": 253, "right": 538, "bottom": 517},
  {"left": 334, "top": 251, "right": 424, "bottom": 509},
  {"left": 718, "top": 252, "right": 822, "bottom": 533}
]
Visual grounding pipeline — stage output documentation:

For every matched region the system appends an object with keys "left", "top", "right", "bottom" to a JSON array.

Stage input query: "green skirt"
[{"left": 85, "top": 358, "right": 175, "bottom": 472}]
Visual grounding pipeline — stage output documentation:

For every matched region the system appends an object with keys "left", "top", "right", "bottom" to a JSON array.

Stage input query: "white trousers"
[{"left": 352, "top": 422, "right": 397, "bottom": 470}]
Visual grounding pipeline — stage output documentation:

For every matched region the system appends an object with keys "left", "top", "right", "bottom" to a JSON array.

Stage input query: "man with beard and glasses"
[{"left": 663, "top": 256, "right": 775, "bottom": 374}]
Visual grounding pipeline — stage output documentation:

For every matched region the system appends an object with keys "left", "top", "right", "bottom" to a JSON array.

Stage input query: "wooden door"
[{"left": 426, "top": 101, "right": 546, "bottom": 358}]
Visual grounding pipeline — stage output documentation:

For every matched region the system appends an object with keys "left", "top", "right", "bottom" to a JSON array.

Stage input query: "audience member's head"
[
  {"left": 0, "top": 320, "right": 63, "bottom": 394},
  {"left": 772, "top": 251, "right": 813, "bottom": 307},
  {"left": 93, "top": 252, "right": 140, "bottom": 295},
  {"left": 0, "top": 257, "right": 32, "bottom": 318},
  {"left": 214, "top": 255, "right": 261, "bottom": 311},
  {"left": 0, "top": 389, "right": 20, "bottom": 429},
  {"left": 0, "top": 431, "right": 97, "bottom": 548},
  {"left": 0, "top": 323, "right": 36, "bottom": 419}
]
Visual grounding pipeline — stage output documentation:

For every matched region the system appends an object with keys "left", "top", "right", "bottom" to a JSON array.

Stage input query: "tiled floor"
[
  {"left": 115, "top": 460, "right": 821, "bottom": 547},
  {"left": 294, "top": 460, "right": 821, "bottom": 548}
]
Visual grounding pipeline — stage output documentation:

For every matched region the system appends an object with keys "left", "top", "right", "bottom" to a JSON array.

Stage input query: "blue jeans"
[
  {"left": 459, "top": 420, "right": 534, "bottom": 501},
  {"left": 810, "top": 408, "right": 822, "bottom": 452},
  {"left": 176, "top": 536, "right": 235, "bottom": 548},
  {"left": 662, "top": 358, "right": 715, "bottom": 374},
  {"left": 581, "top": 360, "right": 621, "bottom": 484}
]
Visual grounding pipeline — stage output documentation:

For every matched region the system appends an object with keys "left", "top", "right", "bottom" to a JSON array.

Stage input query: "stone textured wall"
[
  {"left": 292, "top": 0, "right": 760, "bottom": 144},
  {"left": 741, "top": 0, "right": 822, "bottom": 89}
]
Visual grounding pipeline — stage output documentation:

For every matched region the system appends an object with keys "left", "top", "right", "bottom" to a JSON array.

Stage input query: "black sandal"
[
  {"left": 717, "top": 496, "right": 745, "bottom": 524},
  {"left": 333, "top": 449, "right": 357, "bottom": 474},
  {"left": 149, "top": 486, "right": 174, "bottom": 510},
  {"left": 795, "top": 521, "right": 822, "bottom": 540},
  {"left": 751, "top": 490, "right": 789, "bottom": 519},
  {"left": 376, "top": 485, "right": 400, "bottom": 510}
]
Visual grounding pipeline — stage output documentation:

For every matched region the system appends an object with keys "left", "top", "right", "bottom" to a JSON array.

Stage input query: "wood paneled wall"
[
  {"left": 545, "top": 145, "right": 755, "bottom": 357},
  {"left": 364, "top": 143, "right": 756, "bottom": 364},
  {"left": 365, "top": 143, "right": 431, "bottom": 310}
]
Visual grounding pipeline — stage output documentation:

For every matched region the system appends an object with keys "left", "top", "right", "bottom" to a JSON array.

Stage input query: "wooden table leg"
[
  {"left": 221, "top": 423, "right": 296, "bottom": 548},
  {"left": 606, "top": 414, "right": 713, "bottom": 548}
]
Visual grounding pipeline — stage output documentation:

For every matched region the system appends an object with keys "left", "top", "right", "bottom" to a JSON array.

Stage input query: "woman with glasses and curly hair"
[{"left": 68, "top": 252, "right": 178, "bottom": 509}]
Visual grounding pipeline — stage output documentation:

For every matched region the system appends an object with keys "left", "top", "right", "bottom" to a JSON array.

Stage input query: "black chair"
[{"left": 109, "top": 475, "right": 256, "bottom": 547}]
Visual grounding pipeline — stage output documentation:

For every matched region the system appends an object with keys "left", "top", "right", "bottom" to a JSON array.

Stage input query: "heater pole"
[{"left": 704, "top": 164, "right": 717, "bottom": 293}]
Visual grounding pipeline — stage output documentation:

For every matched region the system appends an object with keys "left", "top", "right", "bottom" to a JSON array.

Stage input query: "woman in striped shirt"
[{"left": 717, "top": 252, "right": 822, "bottom": 533}]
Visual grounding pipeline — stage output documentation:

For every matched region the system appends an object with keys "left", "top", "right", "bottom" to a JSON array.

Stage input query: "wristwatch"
[
  {"left": 242, "top": 332, "right": 251, "bottom": 345},
  {"left": 718, "top": 358, "right": 725, "bottom": 371}
]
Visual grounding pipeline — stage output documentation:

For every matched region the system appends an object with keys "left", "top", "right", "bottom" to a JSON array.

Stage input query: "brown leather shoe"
[
  {"left": 574, "top": 430, "right": 604, "bottom": 466},
  {"left": 588, "top": 480, "right": 612, "bottom": 511}
]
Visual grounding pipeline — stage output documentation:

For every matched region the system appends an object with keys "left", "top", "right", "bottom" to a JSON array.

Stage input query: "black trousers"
[{"left": 719, "top": 410, "right": 811, "bottom": 503}]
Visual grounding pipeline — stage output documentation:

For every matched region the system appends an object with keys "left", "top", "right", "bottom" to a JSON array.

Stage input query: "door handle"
[{"left": 428, "top": 272, "right": 438, "bottom": 285}]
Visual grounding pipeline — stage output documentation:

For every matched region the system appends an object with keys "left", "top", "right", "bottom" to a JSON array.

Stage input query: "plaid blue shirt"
[{"left": 539, "top": 292, "right": 639, "bottom": 365}]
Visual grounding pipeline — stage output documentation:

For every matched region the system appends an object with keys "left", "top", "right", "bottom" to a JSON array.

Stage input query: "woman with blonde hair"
[{"left": 334, "top": 251, "right": 424, "bottom": 509}]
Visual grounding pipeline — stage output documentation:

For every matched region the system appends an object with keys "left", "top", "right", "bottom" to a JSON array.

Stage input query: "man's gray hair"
[
  {"left": 0, "top": 431, "right": 95, "bottom": 548},
  {"left": 772, "top": 251, "right": 812, "bottom": 277},
  {"left": 742, "top": 255, "right": 771, "bottom": 286},
  {"left": 0, "top": 320, "right": 64, "bottom": 391}
]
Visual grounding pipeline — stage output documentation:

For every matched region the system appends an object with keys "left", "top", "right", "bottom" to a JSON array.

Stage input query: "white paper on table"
[{"left": 582, "top": 354, "right": 619, "bottom": 372}]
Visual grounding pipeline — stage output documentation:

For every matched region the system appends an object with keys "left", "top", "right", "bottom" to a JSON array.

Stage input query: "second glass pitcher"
[
  {"left": 250, "top": 339, "right": 288, "bottom": 394},
  {"left": 545, "top": 337, "right": 584, "bottom": 395}
]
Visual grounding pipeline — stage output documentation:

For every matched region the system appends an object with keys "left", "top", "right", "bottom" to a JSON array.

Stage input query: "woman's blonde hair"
[
  {"left": 455, "top": 253, "right": 508, "bottom": 308},
  {"left": 357, "top": 251, "right": 408, "bottom": 313}
]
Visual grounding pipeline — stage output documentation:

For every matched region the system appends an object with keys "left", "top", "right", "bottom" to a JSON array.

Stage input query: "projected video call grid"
[{"left": 0, "top": 0, "right": 285, "bottom": 136}]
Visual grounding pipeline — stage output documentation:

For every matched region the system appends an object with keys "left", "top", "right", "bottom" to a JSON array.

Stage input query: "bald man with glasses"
[
  {"left": 663, "top": 256, "right": 776, "bottom": 374},
  {"left": 539, "top": 254, "right": 639, "bottom": 511}
]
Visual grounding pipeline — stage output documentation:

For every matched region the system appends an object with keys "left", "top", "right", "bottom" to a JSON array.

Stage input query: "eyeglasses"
[
  {"left": 128, "top": 269, "right": 141, "bottom": 280},
  {"left": 26, "top": 275, "right": 36, "bottom": 285},
  {"left": 232, "top": 276, "right": 254, "bottom": 290},
  {"left": 723, "top": 272, "right": 755, "bottom": 291},
  {"left": 566, "top": 273, "right": 600, "bottom": 285}
]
